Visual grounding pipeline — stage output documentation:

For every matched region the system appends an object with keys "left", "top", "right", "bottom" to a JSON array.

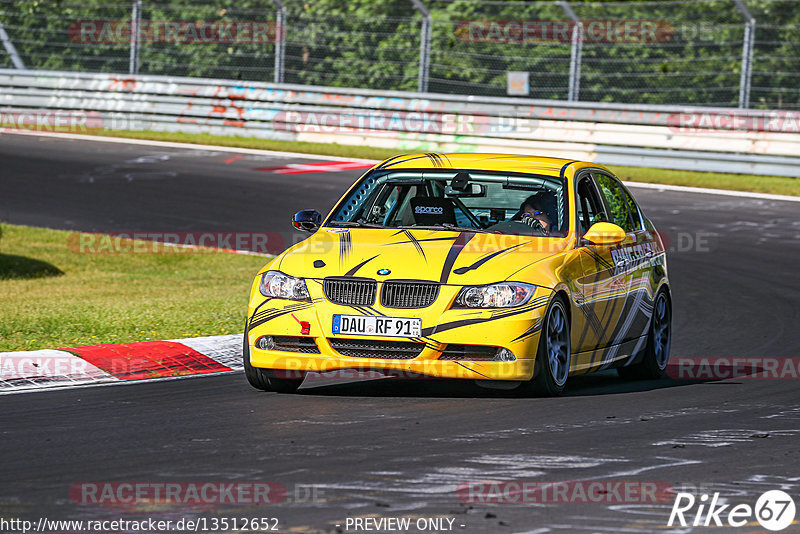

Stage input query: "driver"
[{"left": 518, "top": 191, "right": 557, "bottom": 234}]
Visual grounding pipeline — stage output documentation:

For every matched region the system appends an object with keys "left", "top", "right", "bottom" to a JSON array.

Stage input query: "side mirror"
[
  {"left": 292, "top": 210, "right": 322, "bottom": 232},
  {"left": 581, "top": 222, "right": 626, "bottom": 246}
]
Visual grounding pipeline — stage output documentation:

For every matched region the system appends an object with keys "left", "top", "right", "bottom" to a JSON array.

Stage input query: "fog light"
[
  {"left": 494, "top": 348, "right": 516, "bottom": 362},
  {"left": 256, "top": 336, "right": 276, "bottom": 350}
]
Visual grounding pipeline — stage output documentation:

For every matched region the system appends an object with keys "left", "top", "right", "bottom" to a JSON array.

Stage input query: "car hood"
[{"left": 276, "top": 228, "right": 570, "bottom": 286}]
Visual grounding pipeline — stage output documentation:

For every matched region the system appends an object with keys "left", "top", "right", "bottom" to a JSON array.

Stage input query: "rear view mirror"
[
  {"left": 581, "top": 222, "right": 626, "bottom": 246},
  {"left": 445, "top": 183, "right": 486, "bottom": 197},
  {"left": 292, "top": 210, "right": 322, "bottom": 232}
]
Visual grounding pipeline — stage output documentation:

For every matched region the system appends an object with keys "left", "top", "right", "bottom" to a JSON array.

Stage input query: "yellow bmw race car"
[{"left": 244, "top": 153, "right": 671, "bottom": 396}]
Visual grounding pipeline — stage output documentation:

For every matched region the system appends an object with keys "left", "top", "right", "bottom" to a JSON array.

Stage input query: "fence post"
[
  {"left": 0, "top": 17, "right": 25, "bottom": 69},
  {"left": 409, "top": 0, "right": 431, "bottom": 92},
  {"left": 271, "top": 0, "right": 286, "bottom": 84},
  {"left": 558, "top": 1, "right": 582, "bottom": 102},
  {"left": 129, "top": 0, "right": 142, "bottom": 75},
  {"left": 733, "top": 0, "right": 755, "bottom": 109}
]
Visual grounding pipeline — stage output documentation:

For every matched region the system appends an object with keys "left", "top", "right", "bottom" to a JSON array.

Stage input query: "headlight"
[
  {"left": 259, "top": 271, "right": 311, "bottom": 301},
  {"left": 455, "top": 282, "right": 536, "bottom": 308}
]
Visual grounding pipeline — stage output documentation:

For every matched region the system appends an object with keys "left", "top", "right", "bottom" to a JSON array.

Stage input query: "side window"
[
  {"left": 368, "top": 186, "right": 400, "bottom": 223},
  {"left": 576, "top": 176, "right": 606, "bottom": 235},
  {"left": 593, "top": 173, "right": 640, "bottom": 233}
]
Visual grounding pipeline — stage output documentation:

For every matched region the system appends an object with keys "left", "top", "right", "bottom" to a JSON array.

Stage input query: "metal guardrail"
[{"left": 2, "top": 69, "right": 799, "bottom": 177}]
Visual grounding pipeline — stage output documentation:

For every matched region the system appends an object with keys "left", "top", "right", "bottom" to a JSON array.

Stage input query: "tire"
[
  {"left": 242, "top": 331, "right": 305, "bottom": 393},
  {"left": 618, "top": 289, "right": 671, "bottom": 380},
  {"left": 521, "top": 296, "right": 571, "bottom": 397}
]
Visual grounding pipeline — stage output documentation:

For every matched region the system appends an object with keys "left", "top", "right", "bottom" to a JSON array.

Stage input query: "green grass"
[
  {"left": 609, "top": 165, "right": 800, "bottom": 197},
  {"left": 98, "top": 129, "right": 800, "bottom": 197},
  {"left": 0, "top": 224, "right": 269, "bottom": 352}
]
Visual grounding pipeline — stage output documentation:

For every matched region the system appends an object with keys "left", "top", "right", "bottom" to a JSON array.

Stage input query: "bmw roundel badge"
[{"left": 377, "top": 268, "right": 391, "bottom": 276}]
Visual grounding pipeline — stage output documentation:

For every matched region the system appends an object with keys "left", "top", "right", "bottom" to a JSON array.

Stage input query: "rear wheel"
[
  {"left": 618, "top": 289, "right": 671, "bottom": 380},
  {"left": 243, "top": 331, "right": 305, "bottom": 393},
  {"left": 521, "top": 296, "right": 571, "bottom": 397}
]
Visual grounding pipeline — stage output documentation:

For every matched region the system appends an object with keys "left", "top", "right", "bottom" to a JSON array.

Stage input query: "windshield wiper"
[{"left": 328, "top": 219, "right": 386, "bottom": 228}]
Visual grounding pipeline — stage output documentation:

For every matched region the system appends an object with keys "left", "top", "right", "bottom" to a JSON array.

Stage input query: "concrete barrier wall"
[{"left": 2, "top": 69, "right": 799, "bottom": 177}]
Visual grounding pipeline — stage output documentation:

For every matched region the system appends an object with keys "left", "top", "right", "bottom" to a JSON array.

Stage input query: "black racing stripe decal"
[
  {"left": 386, "top": 236, "right": 460, "bottom": 245},
  {"left": 426, "top": 153, "right": 440, "bottom": 167},
  {"left": 574, "top": 253, "right": 607, "bottom": 353},
  {"left": 250, "top": 297, "right": 273, "bottom": 318},
  {"left": 376, "top": 154, "right": 407, "bottom": 169},
  {"left": 349, "top": 305, "right": 385, "bottom": 317},
  {"left": 489, "top": 296, "right": 550, "bottom": 319},
  {"left": 439, "top": 232, "right": 476, "bottom": 284},
  {"left": 249, "top": 302, "right": 314, "bottom": 330},
  {"left": 251, "top": 301, "right": 310, "bottom": 322},
  {"left": 401, "top": 230, "right": 427, "bottom": 260},
  {"left": 422, "top": 298, "right": 548, "bottom": 336},
  {"left": 586, "top": 249, "right": 614, "bottom": 270},
  {"left": 504, "top": 259, "right": 545, "bottom": 281},
  {"left": 576, "top": 298, "right": 604, "bottom": 344},
  {"left": 344, "top": 254, "right": 379, "bottom": 277},
  {"left": 588, "top": 284, "right": 626, "bottom": 364},
  {"left": 452, "top": 242, "right": 527, "bottom": 275},
  {"left": 339, "top": 232, "right": 352, "bottom": 265},
  {"left": 382, "top": 155, "right": 432, "bottom": 169},
  {"left": 512, "top": 320, "right": 542, "bottom": 342},
  {"left": 560, "top": 160, "right": 578, "bottom": 177},
  {"left": 453, "top": 361, "right": 490, "bottom": 379}
]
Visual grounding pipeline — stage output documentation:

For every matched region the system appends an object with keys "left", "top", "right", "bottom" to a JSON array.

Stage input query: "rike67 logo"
[{"left": 668, "top": 490, "right": 796, "bottom": 531}]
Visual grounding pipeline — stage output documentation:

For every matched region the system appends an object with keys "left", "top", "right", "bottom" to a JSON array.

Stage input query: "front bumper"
[{"left": 246, "top": 290, "right": 551, "bottom": 381}]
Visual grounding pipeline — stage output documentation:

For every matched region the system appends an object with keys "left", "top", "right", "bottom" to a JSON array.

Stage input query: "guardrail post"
[
  {"left": 271, "top": 0, "right": 286, "bottom": 84},
  {"left": 129, "top": 0, "right": 142, "bottom": 75},
  {"left": 733, "top": 0, "right": 755, "bottom": 109},
  {"left": 410, "top": 0, "right": 431, "bottom": 92},
  {"left": 558, "top": 1, "right": 582, "bottom": 102},
  {"left": 0, "top": 17, "right": 25, "bottom": 69}
]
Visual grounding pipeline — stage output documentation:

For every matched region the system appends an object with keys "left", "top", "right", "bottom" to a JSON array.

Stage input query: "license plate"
[{"left": 332, "top": 314, "right": 422, "bottom": 337}]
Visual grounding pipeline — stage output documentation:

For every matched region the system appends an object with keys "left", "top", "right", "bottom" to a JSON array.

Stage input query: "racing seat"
[{"left": 409, "top": 197, "right": 457, "bottom": 226}]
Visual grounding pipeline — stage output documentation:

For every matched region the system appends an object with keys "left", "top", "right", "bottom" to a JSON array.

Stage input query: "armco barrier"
[{"left": 2, "top": 69, "right": 800, "bottom": 177}]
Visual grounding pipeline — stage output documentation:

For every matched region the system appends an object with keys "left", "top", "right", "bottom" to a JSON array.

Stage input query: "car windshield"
[{"left": 327, "top": 169, "right": 569, "bottom": 237}]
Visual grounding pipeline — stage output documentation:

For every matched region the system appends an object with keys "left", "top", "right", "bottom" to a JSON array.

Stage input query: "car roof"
[{"left": 374, "top": 153, "right": 606, "bottom": 177}]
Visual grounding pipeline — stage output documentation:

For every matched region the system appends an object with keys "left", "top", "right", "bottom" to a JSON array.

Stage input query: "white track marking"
[
  {"left": 0, "top": 335, "right": 243, "bottom": 395},
  {"left": 168, "top": 334, "right": 243, "bottom": 370},
  {"left": 622, "top": 180, "right": 800, "bottom": 203},
  {"left": 0, "top": 349, "right": 116, "bottom": 391}
]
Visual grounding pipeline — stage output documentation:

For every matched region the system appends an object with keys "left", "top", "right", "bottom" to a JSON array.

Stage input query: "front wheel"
[
  {"left": 521, "top": 296, "right": 571, "bottom": 397},
  {"left": 243, "top": 331, "right": 305, "bottom": 393},
  {"left": 618, "top": 289, "right": 671, "bottom": 380}
]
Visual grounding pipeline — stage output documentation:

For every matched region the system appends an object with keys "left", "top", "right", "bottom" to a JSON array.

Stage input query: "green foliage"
[{"left": 0, "top": 0, "right": 798, "bottom": 108}]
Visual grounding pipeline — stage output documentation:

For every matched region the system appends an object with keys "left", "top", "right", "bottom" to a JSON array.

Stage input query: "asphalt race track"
[{"left": 2, "top": 133, "right": 800, "bottom": 533}]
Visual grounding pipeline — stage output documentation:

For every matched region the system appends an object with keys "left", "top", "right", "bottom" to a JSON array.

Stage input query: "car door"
[
  {"left": 591, "top": 172, "right": 655, "bottom": 362},
  {"left": 571, "top": 172, "right": 631, "bottom": 372}
]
